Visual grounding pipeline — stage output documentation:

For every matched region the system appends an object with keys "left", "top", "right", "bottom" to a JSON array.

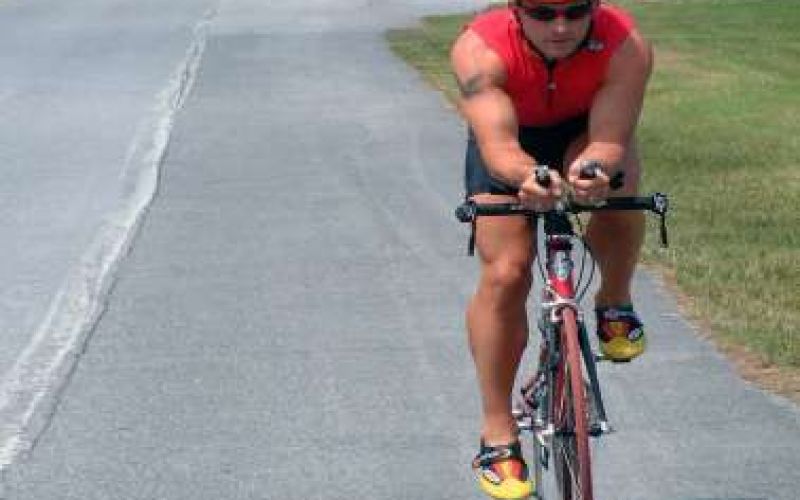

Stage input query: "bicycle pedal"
[{"left": 590, "top": 421, "right": 614, "bottom": 437}]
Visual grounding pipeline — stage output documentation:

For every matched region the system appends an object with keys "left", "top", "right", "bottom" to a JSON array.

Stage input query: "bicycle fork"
[{"left": 512, "top": 310, "right": 614, "bottom": 463}]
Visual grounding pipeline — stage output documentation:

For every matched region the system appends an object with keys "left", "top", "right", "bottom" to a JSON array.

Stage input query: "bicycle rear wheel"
[{"left": 552, "top": 308, "right": 593, "bottom": 500}]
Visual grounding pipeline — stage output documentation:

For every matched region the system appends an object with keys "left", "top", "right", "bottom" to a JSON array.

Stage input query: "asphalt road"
[
  {"left": 0, "top": 0, "right": 218, "bottom": 464},
  {"left": 0, "top": 0, "right": 216, "bottom": 384},
  {"left": 2, "top": 0, "right": 799, "bottom": 499}
]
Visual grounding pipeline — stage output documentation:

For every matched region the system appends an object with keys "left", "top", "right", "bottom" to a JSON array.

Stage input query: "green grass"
[{"left": 387, "top": 0, "right": 800, "bottom": 368}]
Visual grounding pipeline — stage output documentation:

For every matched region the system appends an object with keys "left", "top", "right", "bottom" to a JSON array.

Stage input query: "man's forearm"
[
  {"left": 458, "top": 88, "right": 534, "bottom": 189},
  {"left": 475, "top": 136, "right": 537, "bottom": 188}
]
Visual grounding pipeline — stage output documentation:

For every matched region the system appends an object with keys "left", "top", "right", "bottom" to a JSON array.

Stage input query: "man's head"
[{"left": 511, "top": 0, "right": 598, "bottom": 60}]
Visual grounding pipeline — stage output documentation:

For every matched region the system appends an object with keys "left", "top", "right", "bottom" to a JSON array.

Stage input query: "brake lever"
[{"left": 652, "top": 193, "right": 670, "bottom": 248}]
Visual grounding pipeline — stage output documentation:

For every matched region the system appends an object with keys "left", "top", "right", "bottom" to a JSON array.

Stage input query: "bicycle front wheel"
[{"left": 552, "top": 307, "right": 593, "bottom": 500}]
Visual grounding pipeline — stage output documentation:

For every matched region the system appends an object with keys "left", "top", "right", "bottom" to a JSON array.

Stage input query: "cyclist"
[{"left": 450, "top": 0, "right": 652, "bottom": 497}]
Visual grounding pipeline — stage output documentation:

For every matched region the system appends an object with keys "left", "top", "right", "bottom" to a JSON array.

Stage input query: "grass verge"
[{"left": 387, "top": 0, "right": 800, "bottom": 402}]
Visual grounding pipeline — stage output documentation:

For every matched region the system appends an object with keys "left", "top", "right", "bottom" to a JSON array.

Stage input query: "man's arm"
[
  {"left": 450, "top": 30, "right": 540, "bottom": 189},
  {"left": 577, "top": 29, "right": 653, "bottom": 172}
]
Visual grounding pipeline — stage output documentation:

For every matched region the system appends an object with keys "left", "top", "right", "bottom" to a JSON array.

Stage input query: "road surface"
[{"left": 1, "top": 0, "right": 798, "bottom": 498}]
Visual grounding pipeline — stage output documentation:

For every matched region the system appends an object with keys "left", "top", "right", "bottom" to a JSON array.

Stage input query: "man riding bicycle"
[{"left": 450, "top": 0, "right": 653, "bottom": 497}]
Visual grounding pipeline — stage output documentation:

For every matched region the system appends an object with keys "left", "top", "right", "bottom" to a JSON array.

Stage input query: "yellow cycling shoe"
[
  {"left": 597, "top": 305, "right": 646, "bottom": 362},
  {"left": 472, "top": 440, "right": 534, "bottom": 500}
]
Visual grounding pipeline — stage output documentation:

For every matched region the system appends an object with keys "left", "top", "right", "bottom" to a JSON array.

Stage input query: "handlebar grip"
[
  {"left": 535, "top": 165, "right": 551, "bottom": 188},
  {"left": 580, "top": 160, "right": 626, "bottom": 191},
  {"left": 579, "top": 160, "right": 601, "bottom": 179}
]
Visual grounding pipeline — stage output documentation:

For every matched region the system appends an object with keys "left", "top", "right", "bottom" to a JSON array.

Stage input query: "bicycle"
[{"left": 455, "top": 164, "right": 669, "bottom": 500}]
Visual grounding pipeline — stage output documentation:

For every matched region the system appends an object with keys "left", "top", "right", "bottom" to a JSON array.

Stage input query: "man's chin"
[{"left": 542, "top": 45, "right": 578, "bottom": 60}]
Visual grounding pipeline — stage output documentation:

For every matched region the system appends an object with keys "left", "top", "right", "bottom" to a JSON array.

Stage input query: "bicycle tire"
[{"left": 552, "top": 308, "right": 593, "bottom": 500}]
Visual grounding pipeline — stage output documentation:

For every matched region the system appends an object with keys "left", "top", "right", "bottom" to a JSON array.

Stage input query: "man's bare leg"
[
  {"left": 585, "top": 143, "right": 644, "bottom": 306},
  {"left": 466, "top": 193, "right": 535, "bottom": 445},
  {"left": 566, "top": 138, "right": 645, "bottom": 307}
]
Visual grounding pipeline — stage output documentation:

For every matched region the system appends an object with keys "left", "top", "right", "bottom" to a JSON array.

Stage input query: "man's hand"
[
  {"left": 567, "top": 159, "right": 610, "bottom": 204},
  {"left": 517, "top": 168, "right": 564, "bottom": 211}
]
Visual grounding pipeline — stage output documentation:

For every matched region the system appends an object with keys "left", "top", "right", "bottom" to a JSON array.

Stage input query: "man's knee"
[
  {"left": 589, "top": 210, "right": 645, "bottom": 238},
  {"left": 480, "top": 258, "right": 532, "bottom": 302}
]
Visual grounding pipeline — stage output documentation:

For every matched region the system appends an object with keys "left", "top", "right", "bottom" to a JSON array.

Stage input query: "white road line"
[{"left": 0, "top": 6, "right": 218, "bottom": 470}]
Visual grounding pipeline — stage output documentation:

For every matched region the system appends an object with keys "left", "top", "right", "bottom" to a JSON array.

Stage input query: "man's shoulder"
[
  {"left": 594, "top": 3, "right": 639, "bottom": 40},
  {"left": 467, "top": 6, "right": 514, "bottom": 35},
  {"left": 589, "top": 1, "right": 644, "bottom": 63},
  {"left": 461, "top": 6, "right": 518, "bottom": 67}
]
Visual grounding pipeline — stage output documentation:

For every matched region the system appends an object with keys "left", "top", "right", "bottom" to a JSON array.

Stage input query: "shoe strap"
[
  {"left": 597, "top": 306, "right": 642, "bottom": 324},
  {"left": 472, "top": 441, "right": 523, "bottom": 469}
]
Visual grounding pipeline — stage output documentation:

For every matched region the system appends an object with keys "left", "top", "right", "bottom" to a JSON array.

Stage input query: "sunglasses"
[{"left": 517, "top": 2, "right": 594, "bottom": 22}]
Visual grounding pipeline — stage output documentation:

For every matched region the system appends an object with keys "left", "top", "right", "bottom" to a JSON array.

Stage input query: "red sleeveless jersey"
[{"left": 467, "top": 4, "right": 636, "bottom": 127}]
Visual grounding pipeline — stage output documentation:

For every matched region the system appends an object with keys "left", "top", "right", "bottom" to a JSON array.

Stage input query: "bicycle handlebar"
[
  {"left": 455, "top": 193, "right": 670, "bottom": 249},
  {"left": 456, "top": 194, "right": 668, "bottom": 220},
  {"left": 534, "top": 160, "right": 627, "bottom": 191}
]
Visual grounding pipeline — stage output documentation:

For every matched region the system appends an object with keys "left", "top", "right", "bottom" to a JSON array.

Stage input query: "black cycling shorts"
[{"left": 464, "top": 114, "right": 589, "bottom": 197}]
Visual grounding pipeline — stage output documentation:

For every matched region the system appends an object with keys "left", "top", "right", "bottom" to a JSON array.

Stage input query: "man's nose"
[{"left": 551, "top": 17, "right": 569, "bottom": 34}]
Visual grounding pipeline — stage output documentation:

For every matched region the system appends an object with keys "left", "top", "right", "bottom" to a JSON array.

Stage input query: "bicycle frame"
[
  {"left": 522, "top": 211, "right": 609, "bottom": 500},
  {"left": 538, "top": 212, "right": 610, "bottom": 434}
]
